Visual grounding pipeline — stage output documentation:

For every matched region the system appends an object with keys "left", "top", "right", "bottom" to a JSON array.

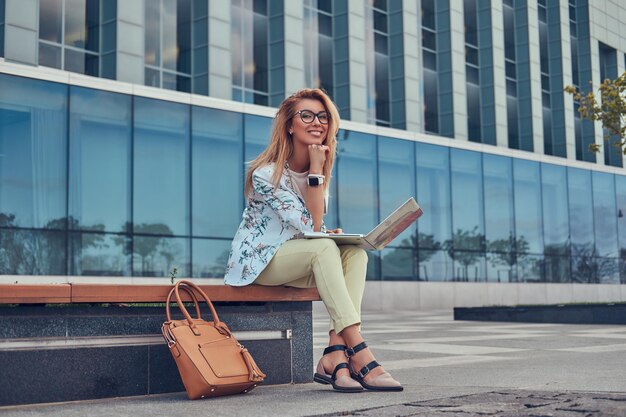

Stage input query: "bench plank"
[
  {"left": 0, "top": 284, "right": 72, "bottom": 303},
  {"left": 70, "top": 284, "right": 321, "bottom": 303}
]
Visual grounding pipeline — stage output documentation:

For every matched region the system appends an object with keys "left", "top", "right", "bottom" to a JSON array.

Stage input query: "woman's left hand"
[{"left": 325, "top": 228, "right": 343, "bottom": 235}]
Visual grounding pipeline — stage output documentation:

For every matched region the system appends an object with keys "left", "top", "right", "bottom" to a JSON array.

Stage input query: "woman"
[{"left": 225, "top": 89, "right": 402, "bottom": 393}]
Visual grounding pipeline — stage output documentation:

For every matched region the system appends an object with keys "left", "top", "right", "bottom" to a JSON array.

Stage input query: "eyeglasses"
[{"left": 295, "top": 110, "right": 329, "bottom": 125}]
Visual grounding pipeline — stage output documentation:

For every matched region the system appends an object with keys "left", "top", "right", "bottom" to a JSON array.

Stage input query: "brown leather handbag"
[{"left": 161, "top": 280, "right": 266, "bottom": 399}]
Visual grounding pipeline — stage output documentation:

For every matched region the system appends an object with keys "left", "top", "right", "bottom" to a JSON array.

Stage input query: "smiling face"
[{"left": 289, "top": 98, "right": 329, "bottom": 148}]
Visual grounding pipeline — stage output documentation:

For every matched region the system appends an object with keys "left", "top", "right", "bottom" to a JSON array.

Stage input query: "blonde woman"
[{"left": 225, "top": 89, "right": 402, "bottom": 393}]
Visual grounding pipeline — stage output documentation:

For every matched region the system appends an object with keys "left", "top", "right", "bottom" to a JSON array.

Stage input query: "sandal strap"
[
  {"left": 323, "top": 344, "right": 347, "bottom": 356},
  {"left": 355, "top": 360, "right": 380, "bottom": 379},
  {"left": 345, "top": 341, "right": 368, "bottom": 357},
  {"left": 331, "top": 362, "right": 349, "bottom": 380}
]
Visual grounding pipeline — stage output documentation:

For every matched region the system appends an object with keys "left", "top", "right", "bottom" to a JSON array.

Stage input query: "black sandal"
[
  {"left": 314, "top": 345, "right": 363, "bottom": 393},
  {"left": 346, "top": 341, "right": 403, "bottom": 392}
]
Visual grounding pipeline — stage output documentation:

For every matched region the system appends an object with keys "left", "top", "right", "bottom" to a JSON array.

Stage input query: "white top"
[{"left": 287, "top": 168, "right": 308, "bottom": 199}]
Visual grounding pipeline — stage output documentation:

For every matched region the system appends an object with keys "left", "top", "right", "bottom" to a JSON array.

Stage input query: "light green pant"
[{"left": 254, "top": 238, "right": 367, "bottom": 334}]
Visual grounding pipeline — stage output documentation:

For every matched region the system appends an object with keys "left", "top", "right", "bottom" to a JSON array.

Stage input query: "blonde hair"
[{"left": 244, "top": 88, "right": 340, "bottom": 196}]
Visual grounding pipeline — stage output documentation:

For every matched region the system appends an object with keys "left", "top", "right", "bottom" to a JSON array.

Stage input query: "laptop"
[{"left": 303, "top": 197, "right": 423, "bottom": 251}]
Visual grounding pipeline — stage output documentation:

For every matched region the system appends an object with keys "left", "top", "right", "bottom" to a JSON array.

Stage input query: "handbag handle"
[
  {"left": 165, "top": 284, "right": 202, "bottom": 320},
  {"left": 167, "top": 280, "right": 225, "bottom": 334}
]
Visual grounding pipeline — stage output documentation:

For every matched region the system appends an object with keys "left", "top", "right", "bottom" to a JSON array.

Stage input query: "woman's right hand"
[{"left": 308, "top": 144, "right": 329, "bottom": 174}]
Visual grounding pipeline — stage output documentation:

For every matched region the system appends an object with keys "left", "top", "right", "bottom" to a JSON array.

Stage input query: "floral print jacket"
[{"left": 224, "top": 163, "right": 319, "bottom": 286}]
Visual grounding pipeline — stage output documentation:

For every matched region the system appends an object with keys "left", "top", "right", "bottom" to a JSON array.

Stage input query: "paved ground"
[{"left": 2, "top": 309, "right": 626, "bottom": 416}]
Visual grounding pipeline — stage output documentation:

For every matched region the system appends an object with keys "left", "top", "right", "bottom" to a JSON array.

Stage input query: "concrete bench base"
[{"left": 0, "top": 301, "right": 313, "bottom": 406}]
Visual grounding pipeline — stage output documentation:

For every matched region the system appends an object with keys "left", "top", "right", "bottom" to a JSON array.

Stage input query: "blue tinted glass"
[
  {"left": 541, "top": 164, "right": 569, "bottom": 255},
  {"left": 517, "top": 253, "right": 544, "bottom": 282},
  {"left": 133, "top": 235, "right": 190, "bottom": 277},
  {"left": 483, "top": 155, "right": 514, "bottom": 247},
  {"left": 513, "top": 159, "right": 543, "bottom": 254},
  {"left": 616, "top": 175, "right": 626, "bottom": 256},
  {"left": 592, "top": 171, "right": 618, "bottom": 257},
  {"left": 0, "top": 0, "right": 4, "bottom": 57},
  {"left": 596, "top": 257, "right": 619, "bottom": 284},
  {"left": 568, "top": 168, "right": 594, "bottom": 268},
  {"left": 367, "top": 251, "right": 380, "bottom": 280},
  {"left": 192, "top": 107, "right": 243, "bottom": 238},
  {"left": 134, "top": 97, "right": 190, "bottom": 236},
  {"left": 69, "top": 232, "right": 131, "bottom": 276},
  {"left": 324, "top": 163, "right": 339, "bottom": 229},
  {"left": 192, "top": 238, "right": 231, "bottom": 277},
  {"left": 0, "top": 75, "right": 67, "bottom": 229},
  {"left": 452, "top": 251, "right": 486, "bottom": 282},
  {"left": 381, "top": 247, "right": 415, "bottom": 280},
  {"left": 337, "top": 131, "right": 378, "bottom": 233},
  {"left": 416, "top": 143, "right": 451, "bottom": 250},
  {"left": 483, "top": 155, "right": 515, "bottom": 282},
  {"left": 419, "top": 249, "right": 453, "bottom": 281},
  {"left": 0, "top": 229, "right": 66, "bottom": 275},
  {"left": 244, "top": 114, "right": 272, "bottom": 164},
  {"left": 544, "top": 255, "right": 570, "bottom": 283},
  {"left": 378, "top": 137, "right": 416, "bottom": 245},
  {"left": 69, "top": 87, "right": 131, "bottom": 233},
  {"left": 450, "top": 149, "right": 484, "bottom": 251}
]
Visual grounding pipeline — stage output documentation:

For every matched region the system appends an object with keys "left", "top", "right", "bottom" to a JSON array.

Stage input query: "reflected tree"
[
  {"left": 443, "top": 227, "right": 485, "bottom": 281},
  {"left": 114, "top": 223, "right": 180, "bottom": 276},
  {"left": 487, "top": 232, "right": 530, "bottom": 282},
  {"left": 382, "top": 232, "right": 441, "bottom": 280}
]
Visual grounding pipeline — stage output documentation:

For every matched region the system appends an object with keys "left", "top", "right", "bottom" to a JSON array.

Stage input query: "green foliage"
[{"left": 565, "top": 71, "right": 626, "bottom": 153}]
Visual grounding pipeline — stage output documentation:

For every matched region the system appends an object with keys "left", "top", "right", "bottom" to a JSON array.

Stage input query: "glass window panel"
[
  {"left": 484, "top": 155, "right": 514, "bottom": 250},
  {"left": 381, "top": 247, "right": 415, "bottom": 280},
  {"left": 450, "top": 149, "right": 484, "bottom": 251},
  {"left": 467, "top": 82, "right": 481, "bottom": 140},
  {"left": 192, "top": 238, "right": 231, "bottom": 277},
  {"left": 466, "top": 65, "right": 479, "bottom": 85},
  {"left": 39, "top": 0, "right": 63, "bottom": 43},
  {"left": 423, "top": 50, "right": 436, "bottom": 70},
  {"left": 375, "top": 53, "right": 390, "bottom": 123},
  {"left": 324, "top": 163, "right": 339, "bottom": 230},
  {"left": 423, "top": 69, "right": 439, "bottom": 133},
  {"left": 596, "top": 257, "right": 619, "bottom": 284},
  {"left": 568, "top": 167, "right": 594, "bottom": 257},
  {"left": 373, "top": 10, "right": 387, "bottom": 33},
  {"left": 145, "top": 67, "right": 160, "bottom": 88},
  {"left": 69, "top": 87, "right": 131, "bottom": 233},
  {"left": 64, "top": 0, "right": 100, "bottom": 52},
  {"left": 378, "top": 137, "right": 416, "bottom": 245},
  {"left": 318, "top": 0, "right": 332, "bottom": 13},
  {"left": 0, "top": 0, "right": 4, "bottom": 57},
  {"left": 571, "top": 255, "right": 594, "bottom": 283},
  {"left": 421, "top": 0, "right": 435, "bottom": 30},
  {"left": 544, "top": 255, "right": 570, "bottom": 283},
  {"left": 465, "top": 46, "right": 479, "bottom": 66},
  {"left": 102, "top": 21, "right": 116, "bottom": 53},
  {"left": 487, "top": 251, "right": 517, "bottom": 282},
  {"left": 513, "top": 159, "right": 543, "bottom": 254},
  {"left": 517, "top": 254, "right": 544, "bottom": 282},
  {"left": 252, "top": 12, "right": 269, "bottom": 93},
  {"left": 592, "top": 171, "right": 618, "bottom": 257},
  {"left": 39, "top": 42, "right": 63, "bottom": 69},
  {"left": 69, "top": 232, "right": 131, "bottom": 276},
  {"left": 145, "top": 0, "right": 161, "bottom": 66},
  {"left": 318, "top": 13, "right": 332, "bottom": 36},
  {"left": 416, "top": 143, "right": 450, "bottom": 250},
  {"left": 542, "top": 164, "right": 569, "bottom": 255},
  {"left": 419, "top": 249, "right": 453, "bottom": 281},
  {"left": 176, "top": 0, "right": 192, "bottom": 74},
  {"left": 318, "top": 35, "right": 334, "bottom": 93},
  {"left": 452, "top": 251, "right": 485, "bottom": 282},
  {"left": 0, "top": 75, "right": 67, "bottom": 229},
  {"left": 374, "top": 33, "right": 388, "bottom": 55},
  {"left": 133, "top": 97, "right": 190, "bottom": 236},
  {"left": 0, "top": 229, "right": 66, "bottom": 275},
  {"left": 192, "top": 107, "right": 243, "bottom": 238},
  {"left": 243, "top": 114, "right": 272, "bottom": 163},
  {"left": 337, "top": 131, "right": 378, "bottom": 233},
  {"left": 616, "top": 175, "right": 626, "bottom": 259},
  {"left": 64, "top": 49, "right": 99, "bottom": 76},
  {"left": 422, "top": 30, "right": 436, "bottom": 51},
  {"left": 133, "top": 235, "right": 190, "bottom": 277},
  {"left": 367, "top": 251, "right": 380, "bottom": 280},
  {"left": 161, "top": 0, "right": 178, "bottom": 71}
]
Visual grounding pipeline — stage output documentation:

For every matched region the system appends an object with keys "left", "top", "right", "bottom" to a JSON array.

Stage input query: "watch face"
[{"left": 308, "top": 177, "right": 321, "bottom": 186}]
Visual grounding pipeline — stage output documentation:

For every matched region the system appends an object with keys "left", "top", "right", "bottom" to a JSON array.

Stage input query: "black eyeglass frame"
[{"left": 294, "top": 110, "right": 330, "bottom": 125}]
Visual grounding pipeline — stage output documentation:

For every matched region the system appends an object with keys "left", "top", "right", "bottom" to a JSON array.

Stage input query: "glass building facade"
[
  {"left": 1, "top": 71, "right": 625, "bottom": 284},
  {"left": 1, "top": 0, "right": 626, "bottom": 287}
]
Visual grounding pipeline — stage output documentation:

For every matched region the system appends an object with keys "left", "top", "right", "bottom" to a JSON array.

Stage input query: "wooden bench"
[{"left": 0, "top": 282, "right": 320, "bottom": 406}]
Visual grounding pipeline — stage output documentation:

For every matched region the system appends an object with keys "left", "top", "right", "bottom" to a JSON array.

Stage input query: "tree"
[{"left": 565, "top": 71, "right": 626, "bottom": 153}]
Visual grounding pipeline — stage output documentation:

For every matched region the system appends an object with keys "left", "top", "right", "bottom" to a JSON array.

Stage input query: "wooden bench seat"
[{"left": 0, "top": 283, "right": 321, "bottom": 304}]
